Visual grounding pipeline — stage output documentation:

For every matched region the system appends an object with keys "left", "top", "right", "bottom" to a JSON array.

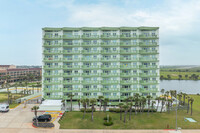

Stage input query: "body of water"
[{"left": 160, "top": 80, "right": 200, "bottom": 94}]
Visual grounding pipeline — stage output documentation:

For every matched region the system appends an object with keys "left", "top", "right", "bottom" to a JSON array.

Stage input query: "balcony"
[
  {"left": 103, "top": 96, "right": 119, "bottom": 99},
  {"left": 120, "top": 73, "right": 138, "bottom": 77},
  {"left": 120, "top": 42, "right": 138, "bottom": 47},
  {"left": 82, "top": 42, "right": 100, "bottom": 47},
  {"left": 139, "top": 50, "right": 158, "bottom": 54},
  {"left": 43, "top": 50, "right": 62, "bottom": 55},
  {"left": 43, "top": 35, "right": 62, "bottom": 39},
  {"left": 63, "top": 88, "right": 80, "bottom": 92},
  {"left": 139, "top": 65, "right": 158, "bottom": 69},
  {"left": 43, "top": 88, "right": 62, "bottom": 93},
  {"left": 140, "top": 88, "right": 158, "bottom": 93},
  {"left": 63, "top": 65, "right": 80, "bottom": 69},
  {"left": 62, "top": 58, "right": 81, "bottom": 62},
  {"left": 139, "top": 80, "right": 158, "bottom": 84},
  {"left": 120, "top": 57, "right": 137, "bottom": 62},
  {"left": 44, "top": 95, "right": 62, "bottom": 99},
  {"left": 101, "top": 50, "right": 119, "bottom": 54},
  {"left": 101, "top": 35, "right": 119, "bottom": 39},
  {"left": 63, "top": 80, "right": 80, "bottom": 84},
  {"left": 101, "top": 65, "right": 119, "bottom": 69},
  {"left": 120, "top": 65, "right": 138, "bottom": 69},
  {"left": 120, "top": 34, "right": 137, "bottom": 39},
  {"left": 63, "top": 73, "right": 80, "bottom": 77},
  {"left": 43, "top": 58, "right": 62, "bottom": 62},
  {"left": 63, "top": 96, "right": 80, "bottom": 99},
  {"left": 82, "top": 81, "right": 99, "bottom": 84},
  {"left": 82, "top": 88, "right": 99, "bottom": 92},
  {"left": 120, "top": 88, "right": 138, "bottom": 92},
  {"left": 139, "top": 34, "right": 158, "bottom": 39},
  {"left": 101, "top": 58, "right": 119, "bottom": 62},
  {"left": 82, "top": 73, "right": 99, "bottom": 77},
  {"left": 139, "top": 42, "right": 158, "bottom": 47},
  {"left": 101, "top": 42, "right": 119, "bottom": 47},
  {"left": 139, "top": 58, "right": 158, "bottom": 62},
  {"left": 43, "top": 73, "right": 62, "bottom": 77},
  {"left": 62, "top": 35, "right": 80, "bottom": 39},
  {"left": 120, "top": 50, "right": 138, "bottom": 54},
  {"left": 82, "top": 35, "right": 99, "bottom": 39},
  {"left": 63, "top": 50, "right": 81, "bottom": 54},
  {"left": 82, "top": 65, "right": 100, "bottom": 69},
  {"left": 101, "top": 73, "right": 119, "bottom": 77},
  {"left": 63, "top": 43, "right": 81, "bottom": 47},
  {"left": 43, "top": 65, "right": 62, "bottom": 69},
  {"left": 81, "top": 95, "right": 98, "bottom": 99},
  {"left": 82, "top": 50, "right": 100, "bottom": 54},
  {"left": 43, "top": 80, "right": 62, "bottom": 84},
  {"left": 43, "top": 43, "right": 62, "bottom": 47},
  {"left": 101, "top": 88, "right": 119, "bottom": 92},
  {"left": 82, "top": 58, "right": 100, "bottom": 62},
  {"left": 140, "top": 73, "right": 158, "bottom": 77},
  {"left": 101, "top": 80, "right": 119, "bottom": 84}
]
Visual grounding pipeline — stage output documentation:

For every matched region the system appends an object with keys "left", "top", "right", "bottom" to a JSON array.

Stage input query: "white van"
[{"left": 0, "top": 104, "right": 9, "bottom": 112}]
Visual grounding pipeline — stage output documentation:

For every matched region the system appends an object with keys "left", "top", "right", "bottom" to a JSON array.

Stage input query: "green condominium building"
[{"left": 42, "top": 27, "right": 159, "bottom": 104}]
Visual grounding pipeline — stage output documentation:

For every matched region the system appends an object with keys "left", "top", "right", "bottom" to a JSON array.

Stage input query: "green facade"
[{"left": 42, "top": 27, "right": 159, "bottom": 102}]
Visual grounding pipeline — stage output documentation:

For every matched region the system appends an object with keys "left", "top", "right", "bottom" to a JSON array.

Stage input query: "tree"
[
  {"left": 67, "top": 94, "right": 74, "bottom": 111},
  {"left": 31, "top": 106, "right": 39, "bottom": 126},
  {"left": 155, "top": 97, "right": 161, "bottom": 112},
  {"left": 90, "top": 98, "right": 97, "bottom": 121},
  {"left": 146, "top": 95, "right": 152, "bottom": 115},
  {"left": 178, "top": 75, "right": 182, "bottom": 80},
  {"left": 2, "top": 76, "right": 11, "bottom": 104},
  {"left": 123, "top": 104, "right": 129, "bottom": 123},
  {"left": 77, "top": 99, "right": 81, "bottom": 110},
  {"left": 178, "top": 93, "right": 182, "bottom": 106},
  {"left": 118, "top": 103, "right": 124, "bottom": 121},
  {"left": 185, "top": 75, "right": 188, "bottom": 79},
  {"left": 161, "top": 89, "right": 165, "bottom": 95},
  {"left": 182, "top": 93, "right": 187, "bottom": 105},
  {"left": 151, "top": 101, "right": 156, "bottom": 114},
  {"left": 81, "top": 99, "right": 87, "bottom": 119},
  {"left": 103, "top": 98, "right": 109, "bottom": 112},
  {"left": 190, "top": 98, "right": 194, "bottom": 116},
  {"left": 13, "top": 82, "right": 19, "bottom": 94},
  {"left": 186, "top": 96, "right": 190, "bottom": 114},
  {"left": 98, "top": 96, "right": 104, "bottom": 111},
  {"left": 141, "top": 97, "right": 146, "bottom": 113},
  {"left": 160, "top": 75, "right": 164, "bottom": 80},
  {"left": 167, "top": 75, "right": 171, "bottom": 79},
  {"left": 86, "top": 98, "right": 89, "bottom": 108},
  {"left": 134, "top": 93, "right": 140, "bottom": 115},
  {"left": 160, "top": 98, "right": 165, "bottom": 113}
]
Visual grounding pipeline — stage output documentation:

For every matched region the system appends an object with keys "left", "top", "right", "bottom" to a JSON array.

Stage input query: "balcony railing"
[
  {"left": 139, "top": 50, "right": 158, "bottom": 54},
  {"left": 120, "top": 65, "right": 138, "bottom": 69},
  {"left": 139, "top": 42, "right": 158, "bottom": 47},
  {"left": 82, "top": 65, "right": 100, "bottom": 69},
  {"left": 101, "top": 50, "right": 119, "bottom": 54},
  {"left": 43, "top": 43, "right": 62, "bottom": 47},
  {"left": 82, "top": 35, "right": 99, "bottom": 39},
  {"left": 63, "top": 50, "right": 81, "bottom": 54},
  {"left": 82, "top": 58, "right": 100, "bottom": 61},
  {"left": 101, "top": 65, "right": 119, "bottom": 69},
  {"left": 101, "top": 42, "right": 119, "bottom": 47},
  {"left": 139, "top": 65, "right": 158, "bottom": 69},
  {"left": 120, "top": 50, "right": 138, "bottom": 54},
  {"left": 82, "top": 42, "right": 100, "bottom": 47},
  {"left": 63, "top": 43, "right": 81, "bottom": 47},
  {"left": 101, "top": 58, "right": 119, "bottom": 61},
  {"left": 43, "top": 58, "right": 62, "bottom": 62},
  {"left": 140, "top": 88, "right": 158, "bottom": 92},
  {"left": 120, "top": 73, "right": 138, "bottom": 77},
  {"left": 101, "top": 35, "right": 119, "bottom": 38},
  {"left": 139, "top": 58, "right": 158, "bottom": 62},
  {"left": 43, "top": 73, "right": 62, "bottom": 77},
  {"left": 63, "top": 73, "right": 80, "bottom": 77},
  {"left": 82, "top": 73, "right": 99, "bottom": 77},
  {"left": 43, "top": 50, "right": 62, "bottom": 54},
  {"left": 43, "top": 35, "right": 62, "bottom": 39},
  {"left": 63, "top": 65, "right": 80, "bottom": 69},
  {"left": 120, "top": 57, "right": 137, "bottom": 61},
  {"left": 120, "top": 42, "right": 138, "bottom": 46},
  {"left": 63, "top": 58, "right": 81, "bottom": 62},
  {"left": 101, "top": 80, "right": 119, "bottom": 84},
  {"left": 82, "top": 81, "right": 99, "bottom": 84},
  {"left": 82, "top": 50, "right": 100, "bottom": 54},
  {"left": 63, "top": 80, "right": 80, "bottom": 84},
  {"left": 43, "top": 80, "right": 62, "bottom": 84},
  {"left": 139, "top": 80, "right": 158, "bottom": 84},
  {"left": 43, "top": 65, "right": 62, "bottom": 69},
  {"left": 62, "top": 35, "right": 80, "bottom": 39},
  {"left": 120, "top": 34, "right": 137, "bottom": 38},
  {"left": 82, "top": 88, "right": 99, "bottom": 92},
  {"left": 140, "top": 73, "right": 158, "bottom": 77},
  {"left": 101, "top": 73, "right": 119, "bottom": 77},
  {"left": 139, "top": 34, "right": 158, "bottom": 39}
]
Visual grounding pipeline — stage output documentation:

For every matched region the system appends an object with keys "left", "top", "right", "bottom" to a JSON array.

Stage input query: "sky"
[{"left": 0, "top": 0, "right": 200, "bottom": 65}]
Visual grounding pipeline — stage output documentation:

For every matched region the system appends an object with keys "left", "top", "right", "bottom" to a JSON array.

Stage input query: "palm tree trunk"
[
  {"left": 120, "top": 108, "right": 122, "bottom": 120},
  {"left": 156, "top": 100, "right": 160, "bottom": 111},
  {"left": 83, "top": 107, "right": 86, "bottom": 119},
  {"left": 191, "top": 103, "right": 192, "bottom": 116},
  {"left": 148, "top": 103, "right": 150, "bottom": 115},
  {"left": 70, "top": 98, "right": 72, "bottom": 111},
  {"left": 91, "top": 104, "right": 94, "bottom": 121},
  {"left": 129, "top": 107, "right": 132, "bottom": 120},
  {"left": 124, "top": 110, "right": 127, "bottom": 123},
  {"left": 187, "top": 100, "right": 189, "bottom": 113},
  {"left": 7, "top": 85, "right": 10, "bottom": 104}
]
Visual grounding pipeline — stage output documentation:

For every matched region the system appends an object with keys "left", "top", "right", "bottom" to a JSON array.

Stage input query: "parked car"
[
  {"left": 33, "top": 114, "right": 52, "bottom": 122},
  {"left": 0, "top": 104, "right": 9, "bottom": 112}
]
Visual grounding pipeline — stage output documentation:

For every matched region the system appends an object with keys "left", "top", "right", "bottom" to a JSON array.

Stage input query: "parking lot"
[{"left": 0, "top": 104, "right": 43, "bottom": 128}]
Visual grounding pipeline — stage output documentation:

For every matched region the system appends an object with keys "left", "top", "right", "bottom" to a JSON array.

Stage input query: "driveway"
[{"left": 0, "top": 104, "right": 42, "bottom": 128}]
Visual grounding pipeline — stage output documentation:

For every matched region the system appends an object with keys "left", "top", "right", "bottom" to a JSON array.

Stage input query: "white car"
[{"left": 0, "top": 104, "right": 9, "bottom": 112}]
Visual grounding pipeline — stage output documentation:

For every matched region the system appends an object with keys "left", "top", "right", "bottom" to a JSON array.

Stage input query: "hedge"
[
  {"left": 80, "top": 108, "right": 96, "bottom": 112},
  {"left": 109, "top": 108, "right": 157, "bottom": 113}
]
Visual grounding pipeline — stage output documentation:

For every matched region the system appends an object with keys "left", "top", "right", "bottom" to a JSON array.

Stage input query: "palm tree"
[
  {"left": 103, "top": 98, "right": 109, "bottom": 112},
  {"left": 186, "top": 96, "right": 190, "bottom": 113},
  {"left": 134, "top": 93, "right": 140, "bottom": 115},
  {"left": 190, "top": 98, "right": 194, "bottom": 116},
  {"left": 123, "top": 104, "right": 129, "bottom": 123},
  {"left": 90, "top": 98, "right": 97, "bottom": 121},
  {"left": 178, "top": 93, "right": 182, "bottom": 106},
  {"left": 31, "top": 106, "right": 39, "bottom": 126},
  {"left": 141, "top": 97, "right": 146, "bottom": 113},
  {"left": 98, "top": 96, "right": 104, "bottom": 111},
  {"left": 182, "top": 93, "right": 187, "bottom": 105},
  {"left": 160, "top": 98, "right": 165, "bottom": 113},
  {"left": 118, "top": 103, "right": 124, "bottom": 121},
  {"left": 151, "top": 101, "right": 156, "bottom": 114},
  {"left": 67, "top": 94, "right": 74, "bottom": 111},
  {"left": 161, "top": 89, "right": 165, "bottom": 95},
  {"left": 2, "top": 76, "right": 11, "bottom": 104},
  {"left": 86, "top": 98, "right": 89, "bottom": 108},
  {"left": 13, "top": 82, "right": 18, "bottom": 94},
  {"left": 128, "top": 96, "right": 133, "bottom": 120},
  {"left": 146, "top": 95, "right": 152, "bottom": 115},
  {"left": 77, "top": 99, "right": 81, "bottom": 110},
  {"left": 155, "top": 97, "right": 161, "bottom": 112},
  {"left": 81, "top": 99, "right": 87, "bottom": 119}
]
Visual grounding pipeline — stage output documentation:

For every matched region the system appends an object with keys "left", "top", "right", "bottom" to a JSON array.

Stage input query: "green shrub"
[
  {"left": 109, "top": 108, "right": 157, "bottom": 113},
  {"left": 103, "top": 121, "right": 113, "bottom": 126},
  {"left": 80, "top": 108, "right": 96, "bottom": 112},
  {"left": 103, "top": 116, "right": 112, "bottom": 121}
]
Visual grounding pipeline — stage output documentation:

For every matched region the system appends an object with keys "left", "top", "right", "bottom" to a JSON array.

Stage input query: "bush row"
[
  {"left": 80, "top": 108, "right": 96, "bottom": 112},
  {"left": 109, "top": 108, "right": 157, "bottom": 113}
]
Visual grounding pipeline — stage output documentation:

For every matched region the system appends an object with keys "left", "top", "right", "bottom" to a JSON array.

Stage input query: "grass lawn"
[
  {"left": 59, "top": 95, "right": 200, "bottom": 129},
  {"left": 160, "top": 71, "right": 200, "bottom": 80},
  {"left": 0, "top": 92, "right": 26, "bottom": 103}
]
